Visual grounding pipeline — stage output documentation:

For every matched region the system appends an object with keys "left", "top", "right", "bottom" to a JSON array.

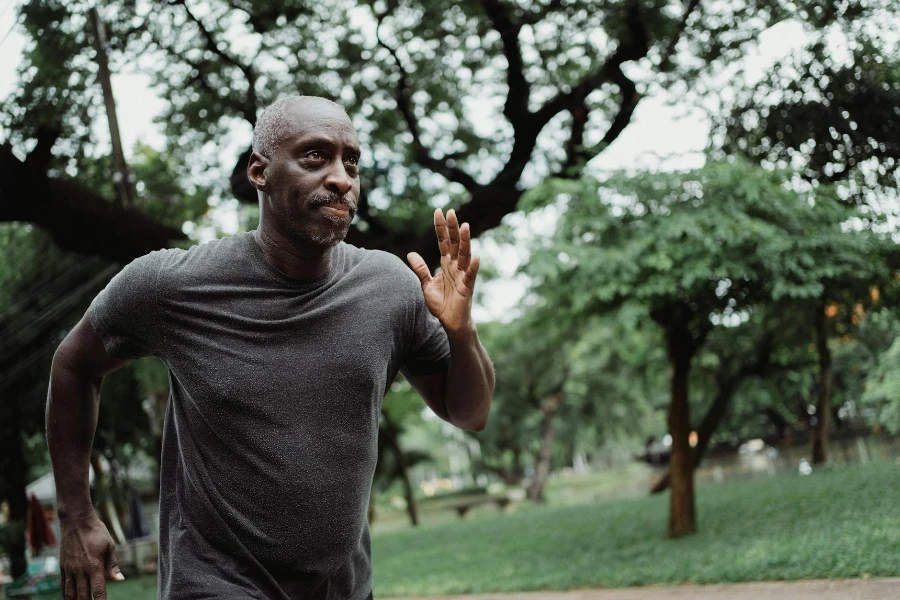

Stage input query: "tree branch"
[
  {"left": 533, "top": 0, "right": 648, "bottom": 131},
  {"left": 0, "top": 144, "right": 186, "bottom": 262},
  {"left": 479, "top": 0, "right": 530, "bottom": 128},
  {"left": 658, "top": 0, "right": 702, "bottom": 73},
  {"left": 23, "top": 124, "right": 61, "bottom": 173},
  {"left": 374, "top": 10, "right": 479, "bottom": 191},
  {"left": 170, "top": 0, "right": 258, "bottom": 125},
  {"left": 560, "top": 62, "right": 642, "bottom": 174}
]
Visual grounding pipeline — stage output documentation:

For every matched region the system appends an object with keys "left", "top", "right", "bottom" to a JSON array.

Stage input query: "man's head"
[{"left": 247, "top": 96, "right": 361, "bottom": 248}]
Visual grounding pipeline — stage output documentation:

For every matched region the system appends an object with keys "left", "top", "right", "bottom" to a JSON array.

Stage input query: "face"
[{"left": 249, "top": 102, "right": 361, "bottom": 248}]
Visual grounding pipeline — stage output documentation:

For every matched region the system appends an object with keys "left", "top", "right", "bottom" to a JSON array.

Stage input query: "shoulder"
[
  {"left": 343, "top": 244, "right": 421, "bottom": 292},
  {"left": 154, "top": 233, "right": 252, "bottom": 282}
]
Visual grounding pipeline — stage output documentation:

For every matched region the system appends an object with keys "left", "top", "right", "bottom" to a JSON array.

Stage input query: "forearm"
[
  {"left": 46, "top": 353, "right": 102, "bottom": 521},
  {"left": 443, "top": 324, "right": 494, "bottom": 432}
]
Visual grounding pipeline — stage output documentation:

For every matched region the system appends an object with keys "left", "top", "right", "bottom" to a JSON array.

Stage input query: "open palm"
[{"left": 407, "top": 208, "right": 481, "bottom": 335}]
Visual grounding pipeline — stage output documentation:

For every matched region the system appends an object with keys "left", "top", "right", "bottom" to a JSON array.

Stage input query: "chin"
[{"left": 290, "top": 223, "right": 350, "bottom": 248}]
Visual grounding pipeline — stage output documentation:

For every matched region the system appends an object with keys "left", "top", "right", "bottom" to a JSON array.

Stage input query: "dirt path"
[{"left": 385, "top": 578, "right": 900, "bottom": 600}]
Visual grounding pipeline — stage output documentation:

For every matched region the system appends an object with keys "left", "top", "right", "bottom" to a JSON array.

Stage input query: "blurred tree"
[
  {"left": 863, "top": 336, "right": 900, "bottom": 434},
  {"left": 0, "top": 226, "right": 112, "bottom": 576},
  {"left": 374, "top": 378, "right": 433, "bottom": 526},
  {"left": 4, "top": 0, "right": 888, "bottom": 266},
  {"left": 720, "top": 33, "right": 900, "bottom": 205},
  {"left": 522, "top": 159, "right": 894, "bottom": 536},
  {"left": 474, "top": 312, "right": 570, "bottom": 502},
  {"left": 474, "top": 304, "right": 661, "bottom": 502}
]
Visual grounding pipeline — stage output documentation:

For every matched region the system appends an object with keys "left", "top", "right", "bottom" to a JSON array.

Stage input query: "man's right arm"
[{"left": 47, "top": 312, "right": 131, "bottom": 600}]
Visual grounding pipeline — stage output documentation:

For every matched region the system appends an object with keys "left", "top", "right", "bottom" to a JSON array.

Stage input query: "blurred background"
[{"left": 1, "top": 0, "right": 899, "bottom": 597}]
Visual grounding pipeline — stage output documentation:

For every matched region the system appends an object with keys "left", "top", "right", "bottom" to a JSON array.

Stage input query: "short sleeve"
[
  {"left": 400, "top": 287, "right": 451, "bottom": 378},
  {"left": 89, "top": 251, "right": 166, "bottom": 359}
]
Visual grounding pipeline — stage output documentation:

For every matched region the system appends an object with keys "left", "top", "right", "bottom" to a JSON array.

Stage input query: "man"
[{"left": 46, "top": 95, "right": 494, "bottom": 600}]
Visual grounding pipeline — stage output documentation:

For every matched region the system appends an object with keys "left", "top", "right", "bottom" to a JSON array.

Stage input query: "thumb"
[
  {"left": 106, "top": 544, "right": 124, "bottom": 581},
  {"left": 406, "top": 252, "right": 432, "bottom": 287}
]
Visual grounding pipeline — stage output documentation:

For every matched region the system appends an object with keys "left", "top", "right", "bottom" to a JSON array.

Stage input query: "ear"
[{"left": 247, "top": 151, "right": 269, "bottom": 191}]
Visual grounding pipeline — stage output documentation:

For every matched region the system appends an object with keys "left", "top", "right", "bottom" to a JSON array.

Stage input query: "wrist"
[
  {"left": 57, "top": 500, "right": 96, "bottom": 525},
  {"left": 444, "top": 320, "right": 477, "bottom": 342}
]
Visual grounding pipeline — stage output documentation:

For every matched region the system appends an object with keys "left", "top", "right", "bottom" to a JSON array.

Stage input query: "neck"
[{"left": 253, "top": 224, "right": 334, "bottom": 279}]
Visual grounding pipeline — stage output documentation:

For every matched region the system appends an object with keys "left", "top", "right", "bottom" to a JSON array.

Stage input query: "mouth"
[
  {"left": 318, "top": 204, "right": 351, "bottom": 218},
  {"left": 309, "top": 196, "right": 356, "bottom": 219}
]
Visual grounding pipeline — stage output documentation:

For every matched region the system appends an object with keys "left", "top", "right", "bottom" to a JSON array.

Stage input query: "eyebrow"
[{"left": 291, "top": 136, "right": 361, "bottom": 155}]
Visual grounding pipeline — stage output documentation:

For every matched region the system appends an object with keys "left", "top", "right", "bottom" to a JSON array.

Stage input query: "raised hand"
[{"left": 407, "top": 208, "right": 481, "bottom": 336}]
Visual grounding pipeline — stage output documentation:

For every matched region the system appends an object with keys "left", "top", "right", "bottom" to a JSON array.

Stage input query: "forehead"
[{"left": 281, "top": 103, "right": 359, "bottom": 148}]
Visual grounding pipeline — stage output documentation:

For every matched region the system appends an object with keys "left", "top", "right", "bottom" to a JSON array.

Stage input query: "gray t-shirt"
[{"left": 89, "top": 232, "right": 450, "bottom": 600}]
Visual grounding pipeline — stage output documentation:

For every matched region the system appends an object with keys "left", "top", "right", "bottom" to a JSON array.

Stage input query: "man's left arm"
[
  {"left": 406, "top": 208, "right": 495, "bottom": 432},
  {"left": 408, "top": 326, "right": 494, "bottom": 432}
]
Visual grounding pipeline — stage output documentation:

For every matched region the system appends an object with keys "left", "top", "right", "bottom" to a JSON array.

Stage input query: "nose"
[{"left": 324, "top": 161, "right": 353, "bottom": 196}]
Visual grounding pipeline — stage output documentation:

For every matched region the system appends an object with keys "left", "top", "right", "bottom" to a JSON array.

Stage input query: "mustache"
[{"left": 308, "top": 194, "right": 357, "bottom": 211}]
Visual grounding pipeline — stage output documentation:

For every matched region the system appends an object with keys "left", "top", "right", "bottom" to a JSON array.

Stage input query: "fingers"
[
  {"left": 62, "top": 570, "right": 74, "bottom": 600},
  {"left": 105, "top": 543, "right": 124, "bottom": 581},
  {"left": 446, "top": 209, "right": 460, "bottom": 260},
  {"left": 434, "top": 209, "right": 450, "bottom": 258},
  {"left": 406, "top": 252, "right": 433, "bottom": 287},
  {"left": 76, "top": 570, "right": 90, "bottom": 600},
  {"left": 457, "top": 222, "right": 472, "bottom": 272},
  {"left": 90, "top": 570, "right": 108, "bottom": 600},
  {"left": 463, "top": 255, "right": 480, "bottom": 289}
]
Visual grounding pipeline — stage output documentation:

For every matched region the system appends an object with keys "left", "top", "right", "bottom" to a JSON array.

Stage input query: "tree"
[
  {"left": 3, "top": 0, "right": 881, "bottom": 266},
  {"left": 374, "top": 378, "right": 433, "bottom": 526},
  {"left": 863, "top": 335, "right": 900, "bottom": 434},
  {"left": 720, "top": 31, "right": 900, "bottom": 203},
  {"left": 522, "top": 158, "right": 894, "bottom": 536},
  {"left": 474, "top": 304, "right": 661, "bottom": 501}
]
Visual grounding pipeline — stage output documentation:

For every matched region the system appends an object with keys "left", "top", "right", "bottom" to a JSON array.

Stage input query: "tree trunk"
[
  {"left": 367, "top": 488, "right": 376, "bottom": 527},
  {"left": 382, "top": 421, "right": 419, "bottom": 527},
  {"left": 528, "top": 392, "right": 563, "bottom": 504},
  {"left": 89, "top": 7, "right": 135, "bottom": 207},
  {"left": 147, "top": 390, "right": 168, "bottom": 488},
  {"left": 667, "top": 344, "right": 696, "bottom": 537},
  {"left": 811, "top": 304, "right": 832, "bottom": 465},
  {"left": 651, "top": 329, "right": 776, "bottom": 495},
  {"left": 1, "top": 393, "right": 29, "bottom": 578},
  {"left": 511, "top": 446, "right": 524, "bottom": 484},
  {"left": 650, "top": 379, "right": 737, "bottom": 494}
]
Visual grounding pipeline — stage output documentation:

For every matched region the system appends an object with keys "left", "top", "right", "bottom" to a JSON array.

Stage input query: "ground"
[
  {"left": 24, "top": 461, "right": 900, "bottom": 599},
  {"left": 385, "top": 578, "right": 900, "bottom": 600},
  {"left": 372, "top": 462, "right": 900, "bottom": 596}
]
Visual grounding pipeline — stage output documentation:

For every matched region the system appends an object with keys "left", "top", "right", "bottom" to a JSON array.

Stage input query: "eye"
[
  {"left": 306, "top": 150, "right": 326, "bottom": 160},
  {"left": 345, "top": 155, "right": 359, "bottom": 167}
]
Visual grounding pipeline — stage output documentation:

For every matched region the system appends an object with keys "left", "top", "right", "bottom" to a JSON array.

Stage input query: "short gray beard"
[{"left": 308, "top": 222, "right": 350, "bottom": 247}]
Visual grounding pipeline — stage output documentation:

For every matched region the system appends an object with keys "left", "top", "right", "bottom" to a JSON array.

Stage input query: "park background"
[{"left": 1, "top": 0, "right": 900, "bottom": 597}]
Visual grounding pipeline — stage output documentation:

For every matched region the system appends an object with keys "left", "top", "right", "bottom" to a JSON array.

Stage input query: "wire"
[
  {"left": 0, "top": 5, "right": 21, "bottom": 50},
  {"left": 0, "top": 264, "right": 118, "bottom": 367}
]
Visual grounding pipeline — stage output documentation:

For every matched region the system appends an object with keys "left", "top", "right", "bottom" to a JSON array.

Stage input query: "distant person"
[{"left": 46, "top": 95, "right": 494, "bottom": 600}]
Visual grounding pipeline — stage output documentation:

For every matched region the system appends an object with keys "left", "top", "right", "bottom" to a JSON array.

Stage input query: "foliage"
[
  {"left": 370, "top": 463, "right": 900, "bottom": 595},
  {"left": 862, "top": 334, "right": 900, "bottom": 434},
  {"left": 472, "top": 305, "right": 662, "bottom": 485},
  {"left": 524, "top": 160, "right": 888, "bottom": 317},
  {"left": 719, "top": 19, "right": 900, "bottom": 206},
  {"left": 4, "top": 0, "right": 886, "bottom": 263}
]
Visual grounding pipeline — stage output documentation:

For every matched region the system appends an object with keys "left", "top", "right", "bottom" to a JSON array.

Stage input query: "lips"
[
  {"left": 318, "top": 204, "right": 351, "bottom": 217},
  {"left": 308, "top": 195, "right": 356, "bottom": 219}
]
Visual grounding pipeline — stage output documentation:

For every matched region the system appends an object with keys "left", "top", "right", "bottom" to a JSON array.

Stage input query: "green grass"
[
  {"left": 53, "top": 462, "right": 900, "bottom": 599},
  {"left": 371, "top": 462, "right": 900, "bottom": 596}
]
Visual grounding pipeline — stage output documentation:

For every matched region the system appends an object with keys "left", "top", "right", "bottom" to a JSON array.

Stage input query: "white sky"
[{"left": 0, "top": 2, "right": 809, "bottom": 322}]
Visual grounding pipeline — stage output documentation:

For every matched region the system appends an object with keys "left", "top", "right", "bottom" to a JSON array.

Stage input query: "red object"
[{"left": 27, "top": 494, "right": 56, "bottom": 553}]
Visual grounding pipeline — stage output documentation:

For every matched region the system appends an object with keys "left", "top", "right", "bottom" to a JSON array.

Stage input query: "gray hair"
[{"left": 252, "top": 95, "right": 347, "bottom": 158}]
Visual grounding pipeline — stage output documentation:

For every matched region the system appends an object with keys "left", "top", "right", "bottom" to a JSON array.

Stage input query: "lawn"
[
  {"left": 371, "top": 462, "right": 900, "bottom": 596},
  {"left": 78, "top": 462, "right": 900, "bottom": 599}
]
